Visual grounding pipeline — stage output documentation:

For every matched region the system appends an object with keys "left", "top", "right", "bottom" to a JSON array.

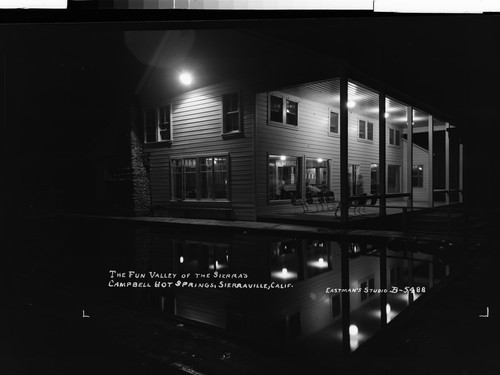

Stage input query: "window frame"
[
  {"left": 222, "top": 92, "right": 242, "bottom": 135},
  {"left": 144, "top": 105, "right": 173, "bottom": 144},
  {"left": 388, "top": 127, "right": 401, "bottom": 146},
  {"left": 158, "top": 104, "right": 173, "bottom": 142},
  {"left": 328, "top": 110, "right": 339, "bottom": 136},
  {"left": 170, "top": 154, "right": 230, "bottom": 202},
  {"left": 412, "top": 164, "right": 424, "bottom": 188},
  {"left": 268, "top": 93, "right": 299, "bottom": 128}
]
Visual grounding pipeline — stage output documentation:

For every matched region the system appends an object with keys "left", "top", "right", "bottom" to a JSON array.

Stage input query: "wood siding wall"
[
  {"left": 403, "top": 140, "right": 430, "bottom": 203},
  {"left": 255, "top": 90, "right": 411, "bottom": 215},
  {"left": 143, "top": 82, "right": 256, "bottom": 221}
]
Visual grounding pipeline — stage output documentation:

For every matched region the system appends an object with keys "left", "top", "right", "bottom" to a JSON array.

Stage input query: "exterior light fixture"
[
  {"left": 347, "top": 100, "right": 356, "bottom": 109},
  {"left": 282, "top": 268, "right": 288, "bottom": 275},
  {"left": 179, "top": 72, "right": 193, "bottom": 85},
  {"left": 317, "top": 158, "right": 323, "bottom": 163},
  {"left": 280, "top": 155, "right": 286, "bottom": 161},
  {"left": 384, "top": 112, "right": 389, "bottom": 118}
]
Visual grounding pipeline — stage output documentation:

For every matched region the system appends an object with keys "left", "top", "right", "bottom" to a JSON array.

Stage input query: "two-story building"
[{"left": 127, "top": 30, "right": 463, "bottom": 223}]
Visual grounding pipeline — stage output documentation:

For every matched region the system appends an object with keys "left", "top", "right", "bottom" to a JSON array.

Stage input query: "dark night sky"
[{"left": 1, "top": 13, "right": 499, "bottom": 215}]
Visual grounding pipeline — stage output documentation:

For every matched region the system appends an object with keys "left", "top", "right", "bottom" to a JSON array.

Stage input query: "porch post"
[
  {"left": 406, "top": 106, "right": 413, "bottom": 209},
  {"left": 340, "top": 74, "right": 349, "bottom": 223},
  {"left": 445, "top": 121, "right": 450, "bottom": 205},
  {"left": 459, "top": 141, "right": 464, "bottom": 203},
  {"left": 378, "top": 92, "right": 386, "bottom": 216},
  {"left": 428, "top": 115, "right": 434, "bottom": 207}
]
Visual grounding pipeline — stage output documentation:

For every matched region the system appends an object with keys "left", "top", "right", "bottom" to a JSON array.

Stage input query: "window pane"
[
  {"left": 214, "top": 156, "right": 228, "bottom": 199},
  {"left": 144, "top": 109, "right": 157, "bottom": 143},
  {"left": 306, "top": 158, "right": 328, "bottom": 193},
  {"left": 270, "top": 95, "right": 283, "bottom": 123},
  {"left": 388, "top": 165, "right": 401, "bottom": 193},
  {"left": 269, "top": 155, "right": 300, "bottom": 200},
  {"left": 184, "top": 158, "right": 197, "bottom": 199},
  {"left": 370, "top": 163, "right": 379, "bottom": 194},
  {"left": 412, "top": 164, "right": 424, "bottom": 188},
  {"left": 200, "top": 157, "right": 213, "bottom": 199},
  {"left": 286, "top": 99, "right": 298, "bottom": 125},
  {"left": 395, "top": 130, "right": 401, "bottom": 146},
  {"left": 367, "top": 122, "right": 373, "bottom": 140},
  {"left": 389, "top": 128, "right": 395, "bottom": 145},
  {"left": 223, "top": 93, "right": 240, "bottom": 133},
  {"left": 359, "top": 120, "right": 366, "bottom": 139},
  {"left": 171, "top": 159, "right": 183, "bottom": 199},
  {"left": 159, "top": 105, "right": 171, "bottom": 141},
  {"left": 329, "top": 111, "right": 339, "bottom": 133}
]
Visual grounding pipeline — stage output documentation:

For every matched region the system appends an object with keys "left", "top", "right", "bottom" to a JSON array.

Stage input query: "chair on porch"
[
  {"left": 324, "top": 190, "right": 336, "bottom": 211},
  {"left": 351, "top": 194, "right": 368, "bottom": 215},
  {"left": 290, "top": 192, "right": 309, "bottom": 213}
]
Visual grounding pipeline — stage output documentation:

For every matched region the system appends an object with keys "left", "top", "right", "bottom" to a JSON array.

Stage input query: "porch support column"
[
  {"left": 406, "top": 106, "right": 413, "bottom": 209},
  {"left": 340, "top": 74, "right": 349, "bottom": 223},
  {"left": 378, "top": 92, "right": 386, "bottom": 216},
  {"left": 445, "top": 121, "right": 450, "bottom": 204},
  {"left": 459, "top": 141, "right": 464, "bottom": 203},
  {"left": 428, "top": 115, "right": 434, "bottom": 207}
]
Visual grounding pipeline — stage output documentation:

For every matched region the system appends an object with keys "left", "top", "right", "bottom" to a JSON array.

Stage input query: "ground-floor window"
[
  {"left": 412, "top": 164, "right": 424, "bottom": 188},
  {"left": 171, "top": 155, "right": 228, "bottom": 200},
  {"left": 305, "top": 158, "right": 329, "bottom": 194},
  {"left": 387, "top": 164, "right": 401, "bottom": 193},
  {"left": 370, "top": 163, "right": 379, "bottom": 194},
  {"left": 348, "top": 164, "right": 363, "bottom": 196},
  {"left": 268, "top": 155, "right": 301, "bottom": 200}
]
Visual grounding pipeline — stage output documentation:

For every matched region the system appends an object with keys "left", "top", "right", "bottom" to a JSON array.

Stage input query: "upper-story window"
[
  {"left": 389, "top": 128, "right": 401, "bottom": 146},
  {"left": 159, "top": 105, "right": 172, "bottom": 141},
  {"left": 144, "top": 105, "right": 172, "bottom": 143},
  {"left": 269, "top": 94, "right": 298, "bottom": 126},
  {"left": 222, "top": 93, "right": 241, "bottom": 134},
  {"left": 329, "top": 111, "right": 339, "bottom": 134},
  {"left": 358, "top": 120, "right": 374, "bottom": 141}
]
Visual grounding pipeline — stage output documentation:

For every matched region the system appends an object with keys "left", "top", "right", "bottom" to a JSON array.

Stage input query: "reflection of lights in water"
[
  {"left": 349, "top": 324, "right": 358, "bottom": 336},
  {"left": 386, "top": 303, "right": 391, "bottom": 314},
  {"left": 307, "top": 258, "right": 329, "bottom": 269},
  {"left": 271, "top": 269, "right": 298, "bottom": 281},
  {"left": 179, "top": 256, "right": 184, "bottom": 264},
  {"left": 209, "top": 262, "right": 228, "bottom": 270},
  {"left": 350, "top": 338, "right": 360, "bottom": 350}
]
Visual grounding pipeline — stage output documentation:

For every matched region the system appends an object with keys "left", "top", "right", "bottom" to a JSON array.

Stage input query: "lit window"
[
  {"left": 171, "top": 156, "right": 229, "bottom": 200},
  {"left": 370, "top": 163, "right": 379, "bottom": 194},
  {"left": 286, "top": 99, "right": 298, "bottom": 125},
  {"left": 222, "top": 93, "right": 241, "bottom": 134},
  {"left": 268, "top": 155, "right": 301, "bottom": 201},
  {"left": 269, "top": 94, "right": 298, "bottom": 126},
  {"left": 329, "top": 111, "right": 339, "bottom": 134},
  {"left": 412, "top": 164, "right": 424, "bottom": 188}
]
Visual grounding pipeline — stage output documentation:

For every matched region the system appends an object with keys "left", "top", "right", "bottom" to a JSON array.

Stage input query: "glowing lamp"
[
  {"left": 179, "top": 72, "right": 193, "bottom": 85},
  {"left": 347, "top": 100, "right": 356, "bottom": 109}
]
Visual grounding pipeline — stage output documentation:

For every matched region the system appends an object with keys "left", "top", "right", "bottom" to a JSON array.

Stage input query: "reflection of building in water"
[{"left": 139, "top": 231, "right": 448, "bottom": 351}]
